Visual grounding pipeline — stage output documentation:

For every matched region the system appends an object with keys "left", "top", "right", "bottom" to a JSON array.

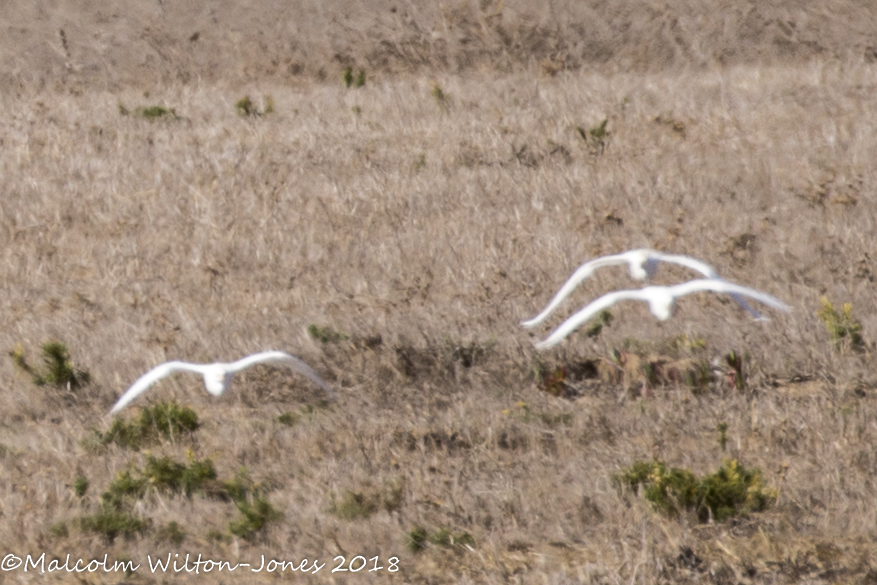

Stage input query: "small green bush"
[
  {"left": 156, "top": 521, "right": 186, "bottom": 545},
  {"left": 817, "top": 297, "right": 865, "bottom": 352},
  {"left": 98, "top": 402, "right": 200, "bottom": 450},
  {"left": 431, "top": 83, "right": 448, "bottom": 109},
  {"left": 405, "top": 526, "right": 474, "bottom": 553},
  {"left": 142, "top": 455, "right": 217, "bottom": 496},
  {"left": 429, "top": 528, "right": 475, "bottom": 548},
  {"left": 307, "top": 324, "right": 349, "bottom": 344},
  {"left": 330, "top": 491, "right": 380, "bottom": 521},
  {"left": 236, "top": 95, "right": 274, "bottom": 117},
  {"left": 615, "top": 459, "right": 776, "bottom": 522},
  {"left": 10, "top": 341, "right": 90, "bottom": 389},
  {"left": 277, "top": 412, "right": 299, "bottom": 426},
  {"left": 73, "top": 476, "right": 89, "bottom": 497},
  {"left": 586, "top": 310, "right": 613, "bottom": 338},
  {"left": 119, "top": 103, "right": 178, "bottom": 119},
  {"left": 228, "top": 497, "right": 282, "bottom": 540},
  {"left": 343, "top": 67, "right": 366, "bottom": 88},
  {"left": 405, "top": 526, "right": 429, "bottom": 552},
  {"left": 330, "top": 477, "right": 406, "bottom": 520},
  {"left": 79, "top": 510, "right": 149, "bottom": 543},
  {"left": 138, "top": 105, "right": 176, "bottom": 119}
]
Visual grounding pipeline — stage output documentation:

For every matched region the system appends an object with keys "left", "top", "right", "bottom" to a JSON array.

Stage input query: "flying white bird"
[
  {"left": 534, "top": 278, "right": 791, "bottom": 350},
  {"left": 110, "top": 351, "right": 336, "bottom": 414},
  {"left": 521, "top": 249, "right": 766, "bottom": 328}
]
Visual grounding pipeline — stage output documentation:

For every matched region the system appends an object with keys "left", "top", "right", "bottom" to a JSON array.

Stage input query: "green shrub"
[
  {"left": 236, "top": 95, "right": 274, "bottom": 117},
  {"left": 228, "top": 497, "right": 282, "bottom": 540},
  {"left": 429, "top": 528, "right": 475, "bottom": 548},
  {"left": 156, "top": 521, "right": 186, "bottom": 545},
  {"left": 119, "top": 103, "right": 178, "bottom": 119},
  {"left": 817, "top": 297, "right": 865, "bottom": 352},
  {"left": 307, "top": 324, "right": 349, "bottom": 343},
  {"left": 330, "top": 477, "right": 406, "bottom": 520},
  {"left": 98, "top": 402, "right": 199, "bottom": 450},
  {"left": 73, "top": 476, "right": 89, "bottom": 497},
  {"left": 10, "top": 341, "right": 90, "bottom": 389},
  {"left": 615, "top": 459, "right": 777, "bottom": 522},
  {"left": 586, "top": 310, "right": 613, "bottom": 338},
  {"left": 405, "top": 526, "right": 474, "bottom": 553},
  {"left": 142, "top": 455, "right": 217, "bottom": 496},
  {"left": 330, "top": 491, "right": 380, "bottom": 521},
  {"left": 405, "top": 526, "right": 429, "bottom": 552},
  {"left": 79, "top": 510, "right": 149, "bottom": 543}
]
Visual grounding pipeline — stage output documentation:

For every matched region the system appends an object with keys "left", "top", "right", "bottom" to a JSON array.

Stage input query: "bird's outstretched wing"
[
  {"left": 521, "top": 252, "right": 638, "bottom": 329},
  {"left": 535, "top": 289, "right": 647, "bottom": 350},
  {"left": 230, "top": 351, "right": 337, "bottom": 400},
  {"left": 650, "top": 252, "right": 718, "bottom": 278},
  {"left": 670, "top": 279, "right": 792, "bottom": 312},
  {"left": 651, "top": 254, "right": 765, "bottom": 320},
  {"left": 110, "top": 361, "right": 205, "bottom": 414}
]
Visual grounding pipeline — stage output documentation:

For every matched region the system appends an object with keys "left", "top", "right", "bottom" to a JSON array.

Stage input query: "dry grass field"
[{"left": 1, "top": 1, "right": 877, "bottom": 583}]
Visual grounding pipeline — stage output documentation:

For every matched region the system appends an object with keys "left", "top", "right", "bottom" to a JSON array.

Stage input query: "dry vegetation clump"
[{"left": 1, "top": 1, "right": 877, "bottom": 583}]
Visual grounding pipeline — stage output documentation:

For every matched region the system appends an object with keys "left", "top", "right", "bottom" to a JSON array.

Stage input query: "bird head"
[{"left": 203, "top": 366, "right": 232, "bottom": 396}]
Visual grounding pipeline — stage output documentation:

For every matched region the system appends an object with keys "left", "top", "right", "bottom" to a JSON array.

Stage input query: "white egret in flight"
[
  {"left": 534, "top": 278, "right": 791, "bottom": 350},
  {"left": 111, "top": 351, "right": 335, "bottom": 413}
]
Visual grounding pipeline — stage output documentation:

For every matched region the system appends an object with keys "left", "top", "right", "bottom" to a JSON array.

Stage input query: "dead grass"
[{"left": 0, "top": 4, "right": 877, "bottom": 582}]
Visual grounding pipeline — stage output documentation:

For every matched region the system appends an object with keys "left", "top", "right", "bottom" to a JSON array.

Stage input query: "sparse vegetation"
[
  {"left": 119, "top": 104, "right": 178, "bottom": 119},
  {"left": 577, "top": 119, "right": 609, "bottom": 154},
  {"left": 73, "top": 476, "right": 89, "bottom": 497},
  {"left": 97, "top": 402, "right": 200, "bottom": 450},
  {"left": 330, "top": 478, "right": 405, "bottom": 521},
  {"left": 228, "top": 497, "right": 282, "bottom": 540},
  {"left": 343, "top": 67, "right": 366, "bottom": 88},
  {"left": 79, "top": 510, "right": 150, "bottom": 544},
  {"left": 431, "top": 82, "right": 448, "bottom": 109},
  {"left": 406, "top": 525, "right": 474, "bottom": 553},
  {"left": 717, "top": 422, "right": 729, "bottom": 451},
  {"left": 142, "top": 454, "right": 218, "bottom": 496},
  {"left": 307, "top": 324, "right": 349, "bottom": 344},
  {"left": 586, "top": 309, "right": 613, "bottom": 338},
  {"left": 236, "top": 95, "right": 274, "bottom": 117},
  {"left": 817, "top": 297, "right": 866, "bottom": 352},
  {"left": 405, "top": 526, "right": 429, "bottom": 553},
  {"left": 156, "top": 521, "right": 186, "bottom": 545},
  {"left": 10, "top": 341, "right": 90, "bottom": 389}
]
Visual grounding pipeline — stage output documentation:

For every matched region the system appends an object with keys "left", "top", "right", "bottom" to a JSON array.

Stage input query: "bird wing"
[
  {"left": 651, "top": 252, "right": 719, "bottom": 278},
  {"left": 228, "top": 351, "right": 337, "bottom": 400},
  {"left": 521, "top": 253, "right": 633, "bottom": 328},
  {"left": 534, "top": 289, "right": 646, "bottom": 349},
  {"left": 669, "top": 279, "right": 792, "bottom": 312},
  {"left": 652, "top": 255, "right": 765, "bottom": 319},
  {"left": 110, "top": 361, "right": 205, "bottom": 414}
]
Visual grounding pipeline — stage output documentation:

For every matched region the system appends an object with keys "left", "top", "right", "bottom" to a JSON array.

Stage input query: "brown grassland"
[{"left": 1, "top": 1, "right": 877, "bottom": 583}]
